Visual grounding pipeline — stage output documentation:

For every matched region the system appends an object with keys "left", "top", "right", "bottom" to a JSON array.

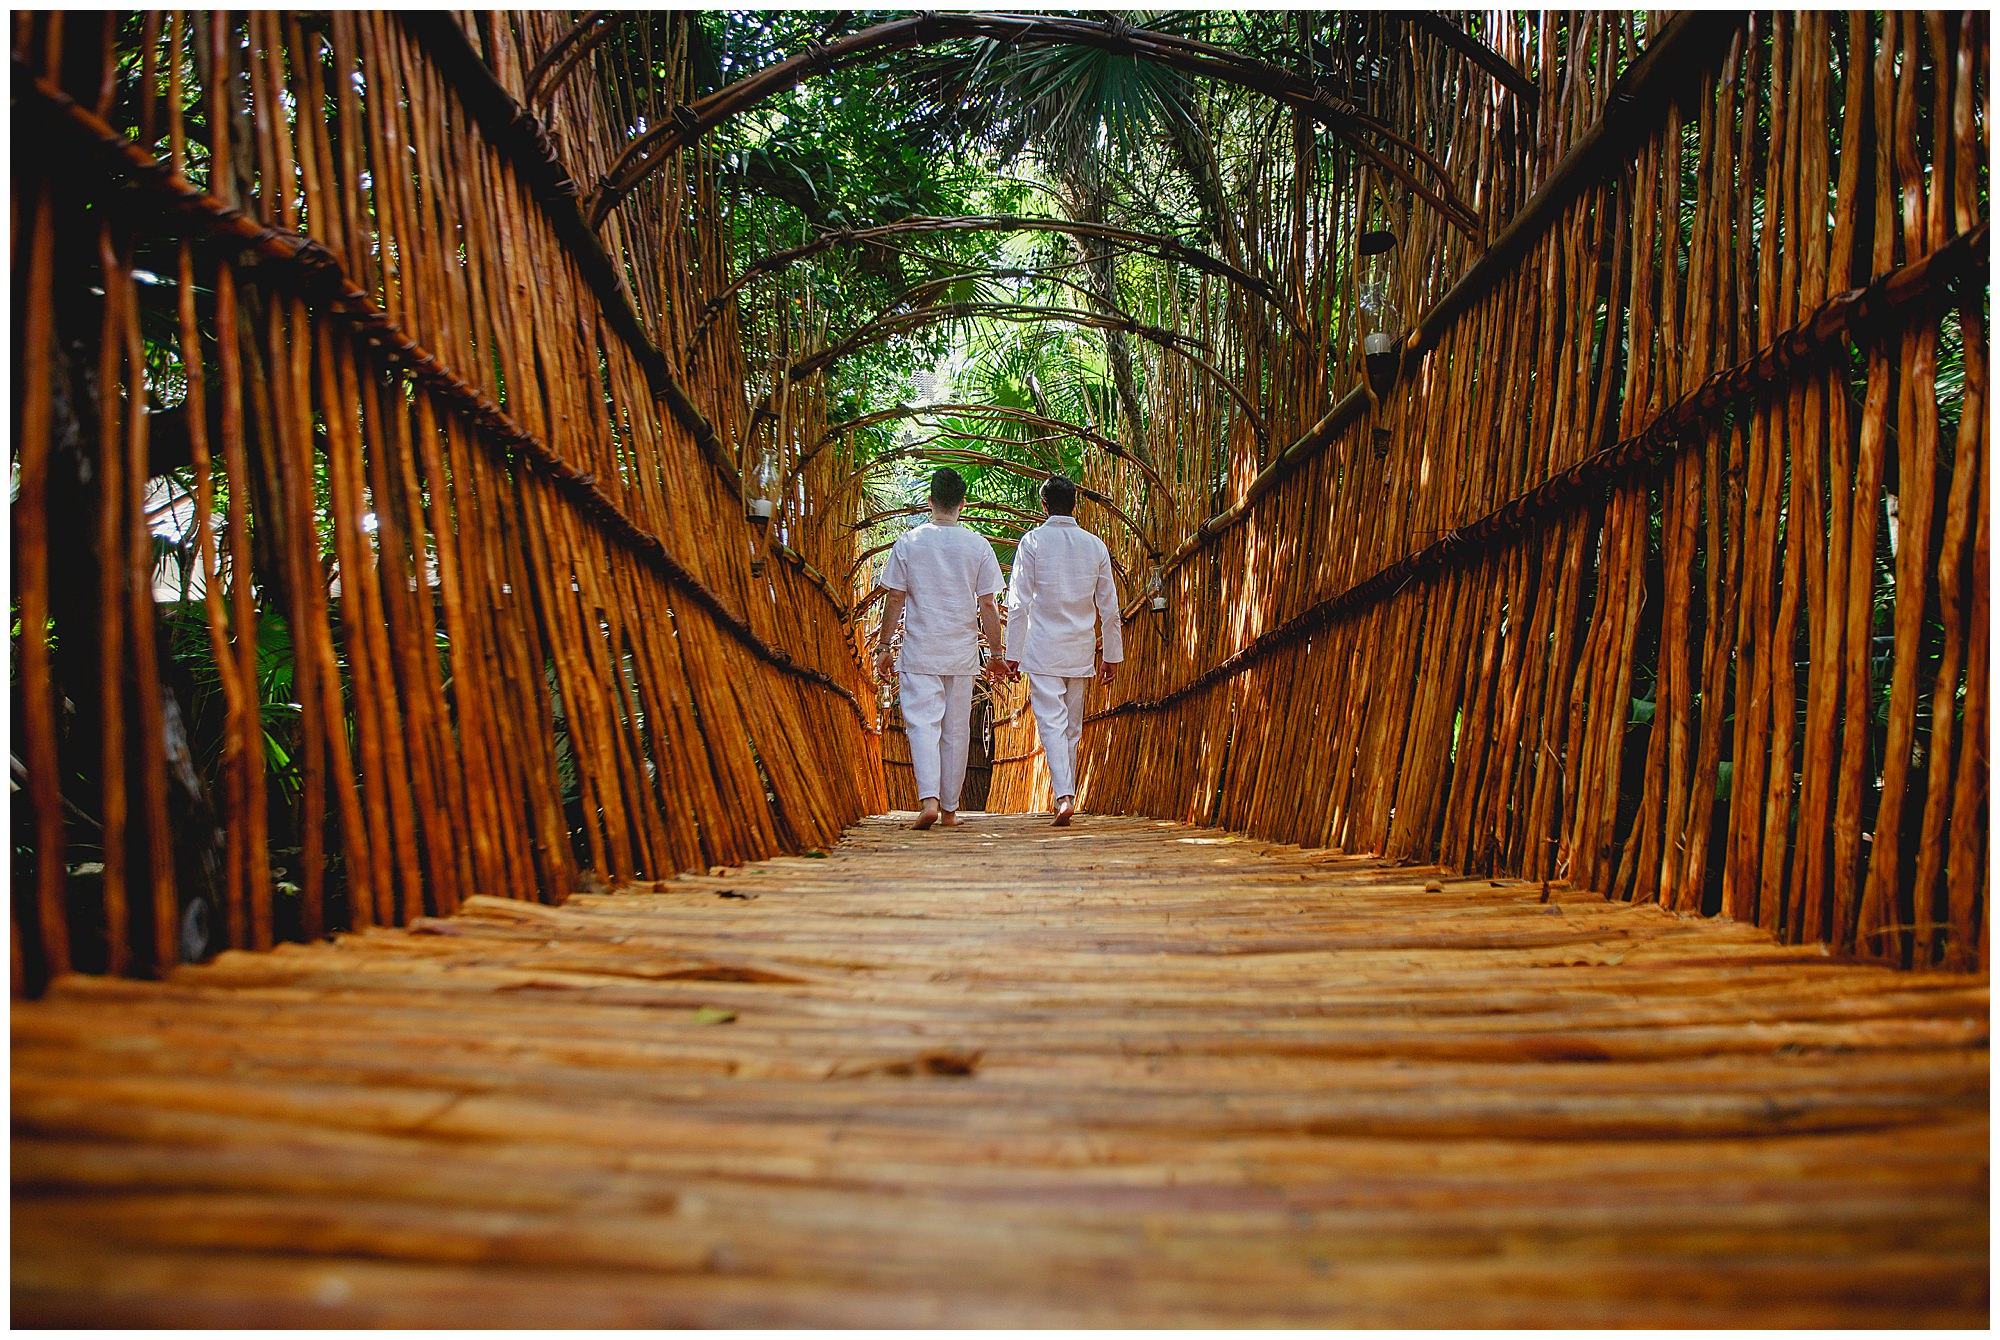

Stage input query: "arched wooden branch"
[
  {"left": 685, "top": 215, "right": 1301, "bottom": 355},
  {"left": 583, "top": 13, "right": 1479, "bottom": 234},
  {"left": 826, "top": 265, "right": 1210, "bottom": 356},
  {"left": 846, "top": 509, "right": 1141, "bottom": 591},
  {"left": 804, "top": 435, "right": 1069, "bottom": 526},
  {"left": 747, "top": 299, "right": 1266, "bottom": 450},
  {"left": 803, "top": 401, "right": 1181, "bottom": 532},
  {"left": 812, "top": 445, "right": 1157, "bottom": 556},
  {"left": 817, "top": 401, "right": 1125, "bottom": 461},
  {"left": 802, "top": 435, "right": 1033, "bottom": 540},
  {"left": 839, "top": 502, "right": 1043, "bottom": 592},
  {"left": 876, "top": 427, "right": 1075, "bottom": 466},
  {"left": 851, "top": 499, "right": 1050, "bottom": 535},
  {"left": 523, "top": 10, "right": 620, "bottom": 108}
]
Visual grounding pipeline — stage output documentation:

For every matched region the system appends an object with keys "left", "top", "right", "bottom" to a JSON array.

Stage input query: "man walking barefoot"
[
  {"left": 1003, "top": 475, "right": 1123, "bottom": 827},
  {"left": 874, "top": 468, "right": 1007, "bottom": 830}
]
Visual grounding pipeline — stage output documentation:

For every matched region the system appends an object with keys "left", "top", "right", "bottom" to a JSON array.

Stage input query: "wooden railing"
[
  {"left": 1071, "top": 12, "right": 1989, "bottom": 970},
  {"left": 10, "top": 13, "right": 882, "bottom": 991}
]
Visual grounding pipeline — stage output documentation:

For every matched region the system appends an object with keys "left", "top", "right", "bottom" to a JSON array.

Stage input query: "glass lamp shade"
[
  {"left": 746, "top": 446, "right": 781, "bottom": 520},
  {"left": 1357, "top": 264, "right": 1402, "bottom": 398},
  {"left": 1148, "top": 565, "right": 1167, "bottom": 613}
]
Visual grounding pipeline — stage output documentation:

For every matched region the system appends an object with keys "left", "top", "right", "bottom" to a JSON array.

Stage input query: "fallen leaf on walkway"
[{"left": 691, "top": 1006, "right": 737, "bottom": 1026}]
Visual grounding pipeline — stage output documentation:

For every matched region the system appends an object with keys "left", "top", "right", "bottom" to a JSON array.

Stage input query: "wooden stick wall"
[
  {"left": 1058, "top": 12, "right": 1988, "bottom": 970},
  {"left": 11, "top": 12, "right": 1985, "bottom": 987},
  {"left": 10, "top": 12, "right": 882, "bottom": 992}
]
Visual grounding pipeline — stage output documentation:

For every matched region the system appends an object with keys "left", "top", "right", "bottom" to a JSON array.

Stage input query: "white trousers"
[
  {"left": 899, "top": 672, "right": 975, "bottom": 810},
  {"left": 1029, "top": 673, "right": 1092, "bottom": 802}
]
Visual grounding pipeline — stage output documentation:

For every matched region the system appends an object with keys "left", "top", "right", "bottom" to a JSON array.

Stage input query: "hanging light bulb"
[
  {"left": 1354, "top": 192, "right": 1403, "bottom": 403},
  {"left": 746, "top": 443, "right": 780, "bottom": 522},
  {"left": 1357, "top": 243, "right": 1402, "bottom": 401},
  {"left": 746, "top": 443, "right": 778, "bottom": 576}
]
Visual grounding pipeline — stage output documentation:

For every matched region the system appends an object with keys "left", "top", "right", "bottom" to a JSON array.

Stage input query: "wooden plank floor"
[{"left": 13, "top": 814, "right": 1989, "bottom": 1327}]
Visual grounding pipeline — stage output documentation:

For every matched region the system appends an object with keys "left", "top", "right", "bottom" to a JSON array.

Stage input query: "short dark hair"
[
  {"left": 928, "top": 466, "right": 966, "bottom": 509},
  {"left": 1040, "top": 474, "right": 1077, "bottom": 516}
]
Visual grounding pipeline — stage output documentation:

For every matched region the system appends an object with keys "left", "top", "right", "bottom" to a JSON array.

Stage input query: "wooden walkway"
[{"left": 13, "top": 814, "right": 1989, "bottom": 1327}]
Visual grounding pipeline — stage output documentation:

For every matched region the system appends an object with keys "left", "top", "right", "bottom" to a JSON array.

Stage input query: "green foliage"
[
  {"left": 163, "top": 603, "right": 307, "bottom": 807},
  {"left": 707, "top": 9, "right": 1254, "bottom": 533}
]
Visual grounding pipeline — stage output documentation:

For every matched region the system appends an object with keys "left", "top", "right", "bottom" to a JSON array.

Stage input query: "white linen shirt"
[
  {"left": 1003, "top": 515, "right": 1124, "bottom": 677},
  {"left": 879, "top": 521, "right": 1006, "bottom": 676}
]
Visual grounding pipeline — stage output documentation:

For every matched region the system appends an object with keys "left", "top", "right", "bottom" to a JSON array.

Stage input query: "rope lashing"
[
  {"left": 1093, "top": 219, "right": 1989, "bottom": 723},
  {"left": 15, "top": 62, "right": 875, "bottom": 729}
]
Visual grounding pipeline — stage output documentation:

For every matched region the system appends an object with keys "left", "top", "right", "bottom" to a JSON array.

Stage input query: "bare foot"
[
  {"left": 1052, "top": 796, "right": 1075, "bottom": 827},
  {"left": 915, "top": 799, "right": 940, "bottom": 830},
  {"left": 939, "top": 811, "right": 964, "bottom": 828}
]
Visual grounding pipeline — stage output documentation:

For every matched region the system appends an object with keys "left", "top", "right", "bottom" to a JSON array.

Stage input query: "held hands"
[{"left": 985, "top": 656, "right": 1110, "bottom": 683}]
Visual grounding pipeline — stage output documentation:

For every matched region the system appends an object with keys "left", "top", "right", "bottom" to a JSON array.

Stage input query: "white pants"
[
  {"left": 900, "top": 673, "right": 976, "bottom": 810},
  {"left": 1029, "top": 673, "right": 1091, "bottom": 802}
]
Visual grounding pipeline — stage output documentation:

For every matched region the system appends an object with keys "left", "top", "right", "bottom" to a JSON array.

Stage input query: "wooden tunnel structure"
[
  {"left": 12, "top": 9, "right": 1987, "bottom": 982},
  {"left": 7, "top": 10, "right": 1990, "bottom": 1325}
]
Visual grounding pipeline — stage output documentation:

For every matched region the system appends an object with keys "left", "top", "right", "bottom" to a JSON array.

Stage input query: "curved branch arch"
[
  {"left": 747, "top": 298, "right": 1266, "bottom": 450},
  {"left": 582, "top": 13, "right": 1478, "bottom": 234},
  {"left": 839, "top": 501, "right": 1044, "bottom": 592},
  {"left": 524, "top": 11, "right": 619, "bottom": 108},
  {"left": 842, "top": 508, "right": 1143, "bottom": 615},
  {"left": 685, "top": 215, "right": 1301, "bottom": 356},
  {"left": 805, "top": 436, "right": 1061, "bottom": 532},
  {"left": 804, "top": 427, "right": 1073, "bottom": 513},
  {"left": 800, "top": 401, "right": 1181, "bottom": 534},
  {"left": 816, "top": 401, "right": 1122, "bottom": 460},
  {"left": 802, "top": 435, "right": 1022, "bottom": 541},
  {"left": 851, "top": 499, "right": 1049, "bottom": 535},
  {"left": 809, "top": 444, "right": 1156, "bottom": 555}
]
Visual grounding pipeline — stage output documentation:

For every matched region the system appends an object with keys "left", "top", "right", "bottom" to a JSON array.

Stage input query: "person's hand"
[
  {"left": 874, "top": 648, "right": 895, "bottom": 680},
  {"left": 1098, "top": 660, "right": 1118, "bottom": 686},
  {"left": 1004, "top": 660, "right": 1021, "bottom": 680}
]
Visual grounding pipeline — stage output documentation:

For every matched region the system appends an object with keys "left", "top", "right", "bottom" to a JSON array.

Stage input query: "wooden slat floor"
[{"left": 13, "top": 813, "right": 1990, "bottom": 1327}]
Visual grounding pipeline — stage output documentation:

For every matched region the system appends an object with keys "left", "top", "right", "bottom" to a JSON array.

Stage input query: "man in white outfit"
[
  {"left": 874, "top": 467, "right": 1007, "bottom": 831},
  {"left": 1002, "top": 475, "right": 1123, "bottom": 827}
]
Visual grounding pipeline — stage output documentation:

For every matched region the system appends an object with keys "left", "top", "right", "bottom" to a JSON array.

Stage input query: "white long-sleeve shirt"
[
  {"left": 1003, "top": 515, "right": 1123, "bottom": 677},
  {"left": 880, "top": 521, "right": 1005, "bottom": 676}
]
